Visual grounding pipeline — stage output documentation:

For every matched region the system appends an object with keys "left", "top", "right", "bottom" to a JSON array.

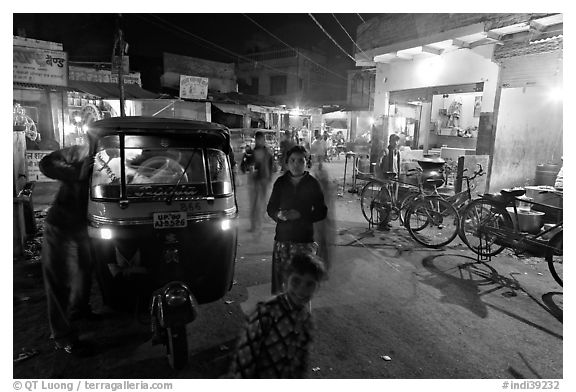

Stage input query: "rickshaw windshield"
[{"left": 91, "top": 134, "right": 232, "bottom": 200}]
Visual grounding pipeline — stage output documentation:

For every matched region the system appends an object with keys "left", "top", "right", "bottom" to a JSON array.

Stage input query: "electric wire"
[
  {"left": 357, "top": 13, "right": 365, "bottom": 23},
  {"left": 138, "top": 14, "right": 348, "bottom": 90},
  {"left": 144, "top": 15, "right": 248, "bottom": 62},
  {"left": 331, "top": 13, "right": 371, "bottom": 62},
  {"left": 308, "top": 13, "right": 356, "bottom": 62},
  {"left": 241, "top": 13, "right": 347, "bottom": 81}
]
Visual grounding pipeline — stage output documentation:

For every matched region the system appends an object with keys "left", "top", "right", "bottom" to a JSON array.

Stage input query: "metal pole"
[{"left": 115, "top": 15, "right": 126, "bottom": 117}]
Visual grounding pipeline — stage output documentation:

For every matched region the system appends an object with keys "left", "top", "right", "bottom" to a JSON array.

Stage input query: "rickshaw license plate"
[{"left": 153, "top": 212, "right": 188, "bottom": 229}]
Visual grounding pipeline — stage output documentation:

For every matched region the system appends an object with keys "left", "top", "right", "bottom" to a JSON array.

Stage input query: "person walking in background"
[
  {"left": 267, "top": 145, "right": 327, "bottom": 295},
  {"left": 249, "top": 131, "right": 274, "bottom": 233},
  {"left": 323, "top": 133, "right": 332, "bottom": 162},
  {"left": 310, "top": 134, "right": 324, "bottom": 164},
  {"left": 311, "top": 156, "right": 335, "bottom": 274},
  {"left": 379, "top": 133, "right": 401, "bottom": 175},
  {"left": 39, "top": 142, "right": 100, "bottom": 356},
  {"left": 376, "top": 133, "right": 402, "bottom": 230},
  {"left": 279, "top": 130, "right": 295, "bottom": 172},
  {"left": 229, "top": 252, "right": 327, "bottom": 378}
]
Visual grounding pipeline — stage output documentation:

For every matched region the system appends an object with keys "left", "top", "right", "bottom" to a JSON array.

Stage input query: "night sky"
[{"left": 13, "top": 13, "right": 367, "bottom": 90}]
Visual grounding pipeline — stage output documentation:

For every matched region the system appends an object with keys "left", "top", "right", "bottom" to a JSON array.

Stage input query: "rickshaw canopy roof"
[{"left": 88, "top": 116, "right": 230, "bottom": 139}]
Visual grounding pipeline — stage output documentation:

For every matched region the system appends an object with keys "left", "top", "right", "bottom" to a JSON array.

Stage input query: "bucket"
[{"left": 535, "top": 163, "right": 561, "bottom": 186}]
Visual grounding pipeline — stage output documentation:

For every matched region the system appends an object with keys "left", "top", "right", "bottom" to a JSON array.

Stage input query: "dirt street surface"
[{"left": 13, "top": 159, "right": 563, "bottom": 379}]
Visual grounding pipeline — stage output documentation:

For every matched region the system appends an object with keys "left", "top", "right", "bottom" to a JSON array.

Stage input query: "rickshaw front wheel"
[{"left": 166, "top": 325, "right": 188, "bottom": 370}]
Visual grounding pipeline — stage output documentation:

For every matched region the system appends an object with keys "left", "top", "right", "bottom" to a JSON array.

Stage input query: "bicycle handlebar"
[{"left": 456, "top": 163, "right": 484, "bottom": 181}]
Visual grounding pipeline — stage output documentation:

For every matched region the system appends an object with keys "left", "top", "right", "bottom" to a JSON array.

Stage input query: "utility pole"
[{"left": 113, "top": 14, "right": 126, "bottom": 117}]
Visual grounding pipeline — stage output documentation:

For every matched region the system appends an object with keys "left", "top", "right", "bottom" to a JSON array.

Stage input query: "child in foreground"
[{"left": 229, "top": 252, "right": 326, "bottom": 378}]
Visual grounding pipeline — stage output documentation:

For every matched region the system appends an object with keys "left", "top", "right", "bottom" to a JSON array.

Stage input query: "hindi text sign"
[{"left": 179, "top": 75, "right": 208, "bottom": 100}]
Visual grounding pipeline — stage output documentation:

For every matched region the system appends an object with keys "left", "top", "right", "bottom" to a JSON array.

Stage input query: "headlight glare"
[
  {"left": 100, "top": 228, "right": 113, "bottom": 240},
  {"left": 220, "top": 219, "right": 231, "bottom": 231}
]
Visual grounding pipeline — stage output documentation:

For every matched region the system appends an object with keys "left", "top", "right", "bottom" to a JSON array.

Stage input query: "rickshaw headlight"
[
  {"left": 164, "top": 286, "right": 189, "bottom": 307},
  {"left": 99, "top": 228, "right": 113, "bottom": 240},
  {"left": 220, "top": 219, "right": 231, "bottom": 231}
]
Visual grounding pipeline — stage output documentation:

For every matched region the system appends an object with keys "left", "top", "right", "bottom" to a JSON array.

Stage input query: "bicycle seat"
[
  {"left": 501, "top": 188, "right": 526, "bottom": 197},
  {"left": 383, "top": 172, "right": 397, "bottom": 180},
  {"left": 483, "top": 193, "right": 507, "bottom": 204}
]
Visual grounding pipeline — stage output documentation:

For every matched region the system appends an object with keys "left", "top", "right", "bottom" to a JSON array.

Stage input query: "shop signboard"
[
  {"left": 26, "top": 150, "right": 57, "bottom": 182},
  {"left": 69, "top": 66, "right": 142, "bottom": 85},
  {"left": 13, "top": 45, "right": 68, "bottom": 87},
  {"left": 179, "top": 75, "right": 208, "bottom": 100}
]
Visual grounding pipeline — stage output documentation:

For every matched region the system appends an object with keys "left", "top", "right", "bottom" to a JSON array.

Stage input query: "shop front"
[
  {"left": 355, "top": 13, "right": 563, "bottom": 192},
  {"left": 387, "top": 82, "right": 484, "bottom": 153},
  {"left": 372, "top": 45, "right": 499, "bottom": 156}
]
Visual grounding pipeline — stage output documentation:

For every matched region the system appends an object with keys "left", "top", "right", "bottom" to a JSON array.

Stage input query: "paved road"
[{"left": 13, "top": 159, "right": 563, "bottom": 379}]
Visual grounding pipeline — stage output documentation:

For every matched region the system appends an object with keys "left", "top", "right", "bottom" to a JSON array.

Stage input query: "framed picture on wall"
[{"left": 474, "top": 96, "right": 482, "bottom": 117}]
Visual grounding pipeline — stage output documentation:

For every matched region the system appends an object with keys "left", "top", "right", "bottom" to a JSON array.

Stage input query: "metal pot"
[
  {"left": 507, "top": 207, "right": 545, "bottom": 234},
  {"left": 417, "top": 158, "right": 445, "bottom": 188}
]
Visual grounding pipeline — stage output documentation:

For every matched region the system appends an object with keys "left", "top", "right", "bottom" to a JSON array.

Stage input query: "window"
[
  {"left": 90, "top": 134, "right": 221, "bottom": 200},
  {"left": 270, "top": 75, "right": 287, "bottom": 95},
  {"left": 251, "top": 77, "right": 259, "bottom": 94}
]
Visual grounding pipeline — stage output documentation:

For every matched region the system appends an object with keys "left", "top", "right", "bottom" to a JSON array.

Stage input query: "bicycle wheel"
[
  {"left": 459, "top": 198, "right": 513, "bottom": 257},
  {"left": 405, "top": 197, "right": 459, "bottom": 248},
  {"left": 360, "top": 181, "right": 391, "bottom": 225},
  {"left": 399, "top": 190, "right": 422, "bottom": 226},
  {"left": 547, "top": 232, "right": 563, "bottom": 287}
]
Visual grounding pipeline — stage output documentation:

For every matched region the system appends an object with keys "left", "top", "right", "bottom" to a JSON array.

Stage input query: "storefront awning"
[
  {"left": 14, "top": 82, "right": 75, "bottom": 92},
  {"left": 212, "top": 103, "right": 248, "bottom": 116},
  {"left": 67, "top": 80, "right": 159, "bottom": 99}
]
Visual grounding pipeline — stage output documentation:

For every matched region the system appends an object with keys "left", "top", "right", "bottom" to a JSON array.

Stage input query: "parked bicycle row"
[{"left": 358, "top": 159, "right": 563, "bottom": 287}]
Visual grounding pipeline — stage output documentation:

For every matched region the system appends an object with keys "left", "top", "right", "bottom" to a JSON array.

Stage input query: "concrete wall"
[
  {"left": 357, "top": 14, "right": 547, "bottom": 51},
  {"left": 489, "top": 86, "right": 563, "bottom": 192}
]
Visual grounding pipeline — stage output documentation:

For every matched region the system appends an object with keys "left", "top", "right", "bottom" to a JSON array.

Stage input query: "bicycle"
[
  {"left": 359, "top": 171, "right": 420, "bottom": 227},
  {"left": 359, "top": 170, "right": 460, "bottom": 248},
  {"left": 442, "top": 163, "right": 485, "bottom": 212},
  {"left": 458, "top": 187, "right": 563, "bottom": 286}
]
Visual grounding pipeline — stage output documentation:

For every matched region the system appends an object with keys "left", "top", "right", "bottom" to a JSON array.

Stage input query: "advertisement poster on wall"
[
  {"left": 179, "top": 75, "right": 208, "bottom": 100},
  {"left": 26, "top": 151, "right": 57, "bottom": 182},
  {"left": 13, "top": 45, "right": 68, "bottom": 87}
]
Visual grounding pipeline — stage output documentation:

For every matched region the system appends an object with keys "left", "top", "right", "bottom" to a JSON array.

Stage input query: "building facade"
[
  {"left": 354, "top": 13, "right": 563, "bottom": 191},
  {"left": 236, "top": 48, "right": 347, "bottom": 109}
]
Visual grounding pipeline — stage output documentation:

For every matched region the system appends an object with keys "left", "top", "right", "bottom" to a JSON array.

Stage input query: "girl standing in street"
[{"left": 267, "top": 145, "right": 327, "bottom": 295}]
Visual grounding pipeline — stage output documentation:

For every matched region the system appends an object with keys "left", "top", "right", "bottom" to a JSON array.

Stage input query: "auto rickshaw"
[{"left": 85, "top": 116, "right": 238, "bottom": 369}]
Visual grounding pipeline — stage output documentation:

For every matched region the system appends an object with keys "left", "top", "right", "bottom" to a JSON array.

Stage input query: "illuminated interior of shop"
[{"left": 388, "top": 82, "right": 483, "bottom": 151}]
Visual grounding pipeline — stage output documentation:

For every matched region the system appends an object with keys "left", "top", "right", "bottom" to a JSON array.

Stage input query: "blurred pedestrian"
[
  {"left": 279, "top": 130, "right": 295, "bottom": 172},
  {"left": 39, "top": 141, "right": 100, "bottom": 356},
  {"left": 310, "top": 134, "right": 324, "bottom": 163},
  {"left": 267, "top": 145, "right": 327, "bottom": 294},
  {"left": 249, "top": 131, "right": 274, "bottom": 233},
  {"left": 311, "top": 158, "right": 335, "bottom": 273},
  {"left": 229, "top": 252, "right": 327, "bottom": 378},
  {"left": 323, "top": 133, "right": 333, "bottom": 161}
]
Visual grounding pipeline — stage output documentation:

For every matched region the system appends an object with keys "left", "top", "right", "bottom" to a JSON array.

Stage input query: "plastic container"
[{"left": 535, "top": 163, "right": 561, "bottom": 186}]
